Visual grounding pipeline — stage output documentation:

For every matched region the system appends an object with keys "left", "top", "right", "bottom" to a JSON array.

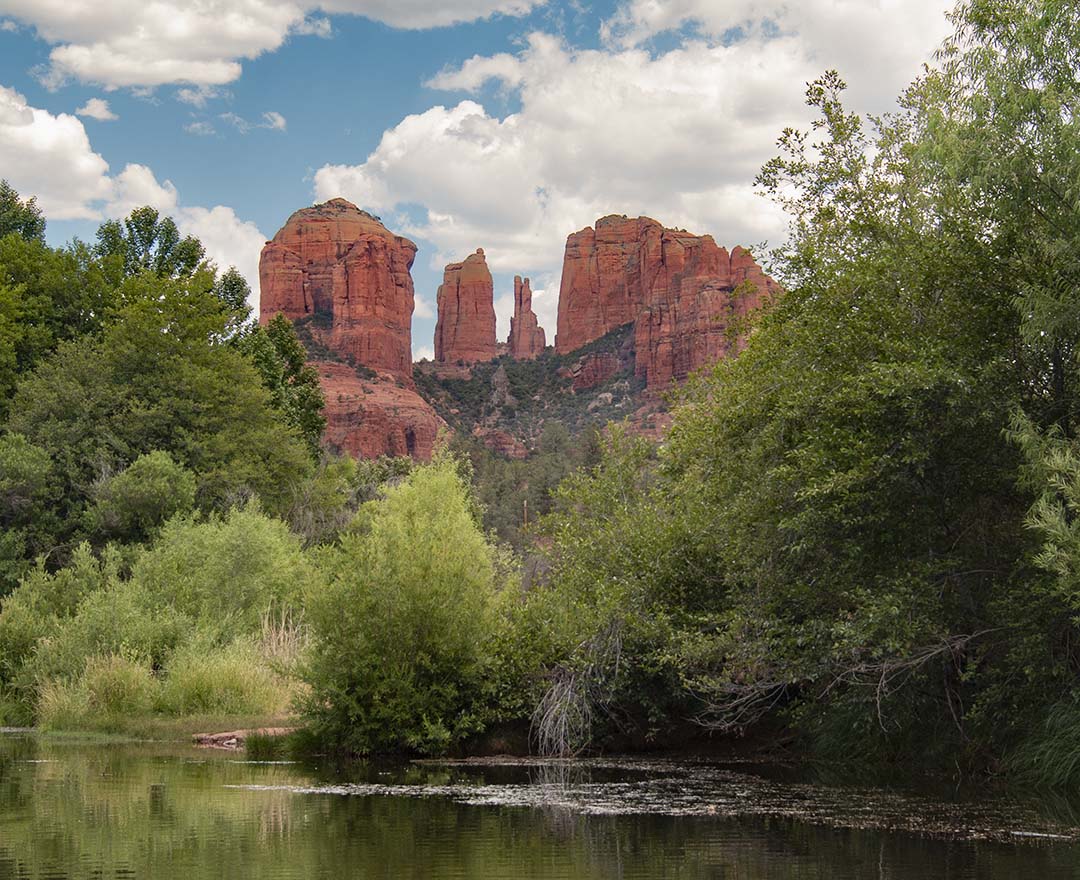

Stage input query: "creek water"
[{"left": 3, "top": 731, "right": 1080, "bottom": 878}]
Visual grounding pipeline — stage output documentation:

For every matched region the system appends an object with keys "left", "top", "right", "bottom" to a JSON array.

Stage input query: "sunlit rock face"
[
  {"left": 507, "top": 275, "right": 546, "bottom": 360},
  {"left": 316, "top": 362, "right": 443, "bottom": 460},
  {"left": 554, "top": 215, "right": 778, "bottom": 389},
  {"left": 260, "top": 199, "right": 442, "bottom": 460},
  {"left": 259, "top": 198, "right": 417, "bottom": 382},
  {"left": 435, "top": 248, "right": 498, "bottom": 365}
]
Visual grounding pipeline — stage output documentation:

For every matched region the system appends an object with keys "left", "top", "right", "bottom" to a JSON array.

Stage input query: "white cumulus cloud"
[
  {"left": 600, "top": 0, "right": 953, "bottom": 111},
  {"left": 0, "top": 84, "right": 111, "bottom": 219},
  {"left": 314, "top": 2, "right": 953, "bottom": 339},
  {"left": 0, "top": 0, "right": 546, "bottom": 90},
  {"left": 75, "top": 97, "right": 116, "bottom": 120},
  {"left": 0, "top": 85, "right": 266, "bottom": 307}
]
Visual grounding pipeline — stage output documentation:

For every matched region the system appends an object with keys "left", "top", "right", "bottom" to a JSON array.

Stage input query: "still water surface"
[{"left": 3, "top": 731, "right": 1080, "bottom": 878}]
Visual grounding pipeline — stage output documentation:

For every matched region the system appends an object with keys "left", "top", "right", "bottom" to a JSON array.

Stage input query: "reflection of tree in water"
[{"left": 4, "top": 738, "right": 1080, "bottom": 879}]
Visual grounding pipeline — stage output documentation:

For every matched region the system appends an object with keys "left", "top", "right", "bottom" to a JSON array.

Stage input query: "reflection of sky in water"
[{"left": 3, "top": 736, "right": 1080, "bottom": 880}]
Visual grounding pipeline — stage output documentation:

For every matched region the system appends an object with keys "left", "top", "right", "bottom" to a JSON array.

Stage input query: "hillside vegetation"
[{"left": 4, "top": 0, "right": 1080, "bottom": 788}]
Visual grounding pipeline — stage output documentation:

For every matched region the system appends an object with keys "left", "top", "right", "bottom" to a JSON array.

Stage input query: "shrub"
[
  {"left": 28, "top": 585, "right": 191, "bottom": 684},
  {"left": 85, "top": 450, "right": 196, "bottom": 544},
  {"left": 0, "top": 544, "right": 119, "bottom": 719},
  {"left": 37, "top": 654, "right": 157, "bottom": 730},
  {"left": 303, "top": 456, "right": 502, "bottom": 754},
  {"left": 128, "top": 505, "right": 315, "bottom": 635},
  {"left": 157, "top": 640, "right": 287, "bottom": 717}
]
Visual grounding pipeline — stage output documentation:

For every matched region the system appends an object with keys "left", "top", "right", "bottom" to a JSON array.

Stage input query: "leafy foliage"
[
  {"left": 0, "top": 506, "right": 315, "bottom": 725},
  {"left": 7, "top": 271, "right": 312, "bottom": 535},
  {"left": 303, "top": 457, "right": 505, "bottom": 754},
  {"left": 238, "top": 314, "right": 326, "bottom": 457},
  {"left": 84, "top": 451, "right": 197, "bottom": 545},
  {"left": 0, "top": 180, "right": 45, "bottom": 242},
  {"left": 94, "top": 206, "right": 205, "bottom": 281}
]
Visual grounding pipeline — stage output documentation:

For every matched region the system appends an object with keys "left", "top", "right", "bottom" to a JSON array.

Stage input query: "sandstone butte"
[
  {"left": 554, "top": 215, "right": 779, "bottom": 389},
  {"left": 507, "top": 275, "right": 546, "bottom": 360},
  {"left": 259, "top": 199, "right": 442, "bottom": 459},
  {"left": 259, "top": 198, "right": 417, "bottom": 381},
  {"left": 434, "top": 248, "right": 498, "bottom": 365}
]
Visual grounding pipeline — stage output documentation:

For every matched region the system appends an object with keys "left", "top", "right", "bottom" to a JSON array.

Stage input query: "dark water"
[{"left": 3, "top": 732, "right": 1080, "bottom": 879}]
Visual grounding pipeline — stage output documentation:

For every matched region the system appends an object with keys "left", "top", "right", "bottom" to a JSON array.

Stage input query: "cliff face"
[
  {"left": 260, "top": 199, "right": 440, "bottom": 460},
  {"left": 262, "top": 201, "right": 775, "bottom": 462},
  {"left": 507, "top": 276, "right": 546, "bottom": 359},
  {"left": 435, "top": 249, "right": 497, "bottom": 365},
  {"left": 554, "top": 215, "right": 777, "bottom": 389},
  {"left": 259, "top": 198, "right": 417, "bottom": 382},
  {"left": 317, "top": 362, "right": 442, "bottom": 460},
  {"left": 634, "top": 245, "right": 775, "bottom": 388},
  {"left": 554, "top": 215, "right": 656, "bottom": 356}
]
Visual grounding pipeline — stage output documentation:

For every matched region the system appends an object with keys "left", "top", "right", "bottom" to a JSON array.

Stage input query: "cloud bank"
[
  {"left": 0, "top": 0, "right": 547, "bottom": 90},
  {"left": 314, "top": 0, "right": 952, "bottom": 335}
]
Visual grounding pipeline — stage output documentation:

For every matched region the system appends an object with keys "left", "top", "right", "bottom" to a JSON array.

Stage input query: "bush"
[
  {"left": 28, "top": 585, "right": 190, "bottom": 684},
  {"left": 128, "top": 504, "right": 315, "bottom": 635},
  {"left": 157, "top": 640, "right": 287, "bottom": 717},
  {"left": 2, "top": 504, "right": 319, "bottom": 728},
  {"left": 37, "top": 654, "right": 157, "bottom": 730},
  {"left": 0, "top": 544, "right": 119, "bottom": 720},
  {"left": 303, "top": 456, "right": 503, "bottom": 754},
  {"left": 85, "top": 450, "right": 196, "bottom": 544}
]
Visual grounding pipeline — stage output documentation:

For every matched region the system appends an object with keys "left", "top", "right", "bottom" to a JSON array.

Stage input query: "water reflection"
[{"left": 3, "top": 734, "right": 1080, "bottom": 879}]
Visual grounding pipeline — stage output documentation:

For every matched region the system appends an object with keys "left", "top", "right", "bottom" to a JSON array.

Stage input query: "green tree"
[
  {"left": 84, "top": 451, "right": 197, "bottom": 545},
  {"left": 303, "top": 456, "right": 502, "bottom": 754},
  {"left": 94, "top": 206, "right": 205, "bottom": 281},
  {"left": 533, "top": 59, "right": 1035, "bottom": 762},
  {"left": 238, "top": 314, "right": 326, "bottom": 457},
  {"left": 0, "top": 234, "right": 116, "bottom": 417},
  {"left": 214, "top": 266, "right": 253, "bottom": 317},
  {"left": 662, "top": 68, "right": 1026, "bottom": 758},
  {"left": 0, "top": 180, "right": 45, "bottom": 242},
  {"left": 0, "top": 433, "right": 58, "bottom": 595},
  {"left": 6, "top": 272, "right": 312, "bottom": 563},
  {"left": 926, "top": 0, "right": 1080, "bottom": 779}
]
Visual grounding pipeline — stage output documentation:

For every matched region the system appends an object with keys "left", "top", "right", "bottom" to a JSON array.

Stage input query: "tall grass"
[
  {"left": 156, "top": 640, "right": 291, "bottom": 717},
  {"left": 36, "top": 639, "right": 300, "bottom": 732},
  {"left": 38, "top": 654, "right": 157, "bottom": 730},
  {"left": 259, "top": 607, "right": 309, "bottom": 675},
  {"left": 1010, "top": 699, "right": 1080, "bottom": 788}
]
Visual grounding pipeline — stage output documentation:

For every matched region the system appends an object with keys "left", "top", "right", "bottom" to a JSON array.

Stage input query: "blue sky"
[{"left": 0, "top": 0, "right": 953, "bottom": 360}]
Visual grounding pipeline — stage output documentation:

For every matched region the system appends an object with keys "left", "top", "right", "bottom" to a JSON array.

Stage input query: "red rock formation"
[
  {"left": 571, "top": 352, "right": 620, "bottom": 391},
  {"left": 259, "top": 198, "right": 417, "bottom": 382},
  {"left": 260, "top": 199, "right": 446, "bottom": 460},
  {"left": 554, "top": 215, "right": 778, "bottom": 389},
  {"left": 507, "top": 276, "right": 546, "bottom": 359},
  {"left": 473, "top": 427, "right": 528, "bottom": 460},
  {"left": 634, "top": 244, "right": 777, "bottom": 388},
  {"left": 317, "top": 362, "right": 443, "bottom": 460},
  {"left": 435, "top": 248, "right": 497, "bottom": 365},
  {"left": 554, "top": 215, "right": 660, "bottom": 355}
]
